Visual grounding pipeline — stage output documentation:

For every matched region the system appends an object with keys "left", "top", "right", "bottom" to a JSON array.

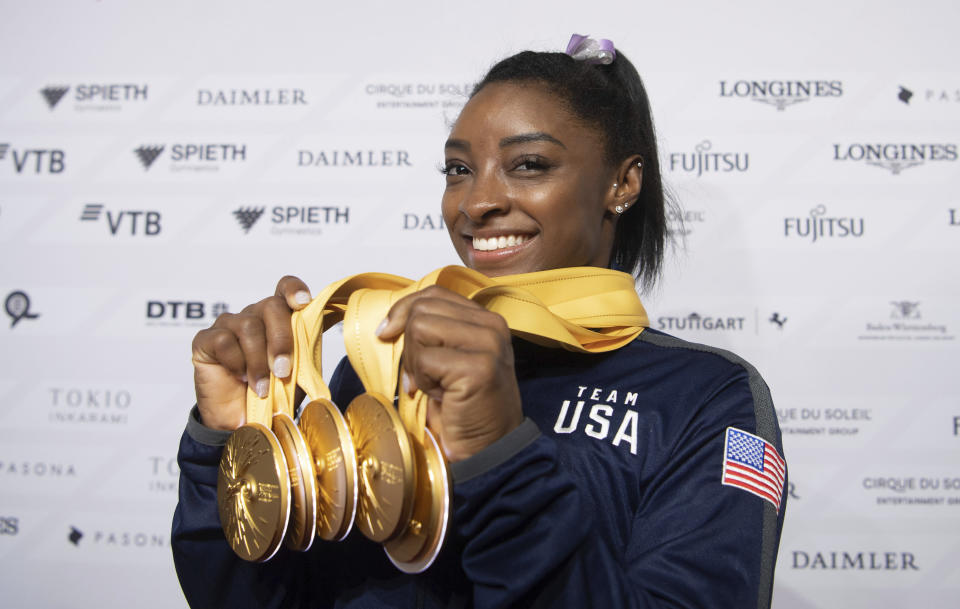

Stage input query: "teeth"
[{"left": 472, "top": 235, "right": 527, "bottom": 251}]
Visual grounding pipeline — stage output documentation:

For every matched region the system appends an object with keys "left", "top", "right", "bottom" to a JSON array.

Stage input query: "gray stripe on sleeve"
[
  {"left": 638, "top": 332, "right": 782, "bottom": 609},
  {"left": 451, "top": 418, "right": 541, "bottom": 484},
  {"left": 185, "top": 405, "right": 233, "bottom": 447}
]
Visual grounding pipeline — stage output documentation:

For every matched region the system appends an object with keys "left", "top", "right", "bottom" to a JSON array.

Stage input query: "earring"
[
  {"left": 637, "top": 160, "right": 643, "bottom": 168},
  {"left": 613, "top": 182, "right": 618, "bottom": 189},
  {"left": 615, "top": 205, "right": 624, "bottom": 214}
]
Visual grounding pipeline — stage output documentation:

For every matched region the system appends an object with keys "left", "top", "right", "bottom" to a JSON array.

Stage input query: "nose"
[{"left": 458, "top": 170, "right": 510, "bottom": 223}]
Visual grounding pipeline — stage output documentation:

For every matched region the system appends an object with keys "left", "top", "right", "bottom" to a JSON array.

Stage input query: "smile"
[{"left": 472, "top": 234, "right": 529, "bottom": 252}]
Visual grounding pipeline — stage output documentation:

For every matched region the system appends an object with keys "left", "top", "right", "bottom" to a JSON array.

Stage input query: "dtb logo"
[
  {"left": 0, "top": 142, "right": 65, "bottom": 174},
  {"left": 146, "top": 301, "right": 228, "bottom": 321},
  {"left": 80, "top": 203, "right": 161, "bottom": 236}
]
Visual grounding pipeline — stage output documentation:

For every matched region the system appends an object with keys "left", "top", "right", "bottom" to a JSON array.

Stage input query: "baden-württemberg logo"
[
  {"left": 832, "top": 142, "right": 957, "bottom": 175},
  {"left": 719, "top": 79, "right": 843, "bottom": 111},
  {"left": 40, "top": 83, "right": 148, "bottom": 111},
  {"left": 668, "top": 140, "right": 749, "bottom": 177},
  {"left": 858, "top": 301, "right": 955, "bottom": 342},
  {"left": 784, "top": 205, "right": 865, "bottom": 243}
]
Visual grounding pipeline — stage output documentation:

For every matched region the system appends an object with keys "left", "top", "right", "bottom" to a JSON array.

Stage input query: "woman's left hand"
[{"left": 376, "top": 286, "right": 524, "bottom": 462}]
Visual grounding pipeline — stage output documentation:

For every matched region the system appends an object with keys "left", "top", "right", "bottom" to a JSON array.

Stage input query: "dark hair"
[{"left": 472, "top": 50, "right": 673, "bottom": 291}]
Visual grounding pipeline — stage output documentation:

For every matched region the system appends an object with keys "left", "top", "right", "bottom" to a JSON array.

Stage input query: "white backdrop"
[{"left": 1, "top": 1, "right": 958, "bottom": 607}]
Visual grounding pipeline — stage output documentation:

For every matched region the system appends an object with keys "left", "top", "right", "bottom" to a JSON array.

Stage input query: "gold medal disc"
[
  {"left": 345, "top": 393, "right": 415, "bottom": 543},
  {"left": 217, "top": 423, "right": 291, "bottom": 562},
  {"left": 385, "top": 428, "right": 451, "bottom": 573},
  {"left": 299, "top": 398, "right": 358, "bottom": 541},
  {"left": 272, "top": 412, "right": 318, "bottom": 552}
]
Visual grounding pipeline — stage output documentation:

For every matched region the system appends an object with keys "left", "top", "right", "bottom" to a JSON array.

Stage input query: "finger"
[
  {"left": 192, "top": 327, "right": 248, "bottom": 380},
  {"left": 275, "top": 275, "right": 312, "bottom": 311},
  {"left": 229, "top": 315, "right": 270, "bottom": 397},
  {"left": 378, "top": 286, "right": 487, "bottom": 340},
  {"left": 259, "top": 296, "right": 295, "bottom": 378},
  {"left": 404, "top": 311, "right": 507, "bottom": 354},
  {"left": 404, "top": 345, "right": 500, "bottom": 403}
]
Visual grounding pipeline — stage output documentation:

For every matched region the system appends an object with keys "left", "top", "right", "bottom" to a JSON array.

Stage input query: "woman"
[{"left": 173, "top": 37, "right": 786, "bottom": 608}]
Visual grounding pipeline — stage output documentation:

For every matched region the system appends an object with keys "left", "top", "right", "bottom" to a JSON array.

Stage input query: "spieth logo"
[
  {"left": 196, "top": 88, "right": 306, "bottom": 106},
  {"left": 41, "top": 83, "right": 147, "bottom": 111},
  {"left": 297, "top": 149, "right": 411, "bottom": 167},
  {"left": 832, "top": 142, "right": 958, "bottom": 175},
  {"left": 135, "top": 143, "right": 246, "bottom": 172},
  {"left": 890, "top": 301, "right": 921, "bottom": 320},
  {"left": 668, "top": 140, "right": 748, "bottom": 177},
  {"left": 79, "top": 203, "right": 161, "bottom": 236},
  {"left": 5, "top": 290, "right": 40, "bottom": 328},
  {"left": 0, "top": 142, "right": 65, "bottom": 174},
  {"left": 134, "top": 145, "right": 164, "bottom": 170},
  {"left": 234, "top": 206, "right": 265, "bottom": 233},
  {"left": 719, "top": 79, "right": 842, "bottom": 111},
  {"left": 40, "top": 86, "right": 70, "bottom": 109},
  {"left": 657, "top": 312, "right": 746, "bottom": 332},
  {"left": 783, "top": 205, "right": 865, "bottom": 243}
]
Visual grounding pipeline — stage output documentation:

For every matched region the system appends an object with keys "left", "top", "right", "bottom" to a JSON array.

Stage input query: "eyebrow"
[{"left": 444, "top": 131, "right": 567, "bottom": 152}]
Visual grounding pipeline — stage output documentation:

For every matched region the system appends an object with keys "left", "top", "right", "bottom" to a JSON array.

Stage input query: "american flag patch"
[{"left": 721, "top": 427, "right": 786, "bottom": 512}]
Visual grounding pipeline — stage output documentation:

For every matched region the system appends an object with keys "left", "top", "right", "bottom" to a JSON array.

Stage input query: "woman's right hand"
[{"left": 190, "top": 276, "right": 312, "bottom": 431}]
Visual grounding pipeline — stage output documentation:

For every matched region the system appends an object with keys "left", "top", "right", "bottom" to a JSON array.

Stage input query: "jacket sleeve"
[{"left": 450, "top": 364, "right": 786, "bottom": 609}]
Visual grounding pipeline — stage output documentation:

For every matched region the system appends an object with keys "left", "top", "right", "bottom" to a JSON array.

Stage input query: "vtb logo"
[
  {"left": 80, "top": 203, "right": 161, "bottom": 236},
  {"left": 0, "top": 142, "right": 65, "bottom": 174}
]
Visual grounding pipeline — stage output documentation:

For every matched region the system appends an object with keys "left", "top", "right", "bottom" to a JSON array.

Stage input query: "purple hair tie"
[{"left": 565, "top": 33, "right": 616, "bottom": 65}]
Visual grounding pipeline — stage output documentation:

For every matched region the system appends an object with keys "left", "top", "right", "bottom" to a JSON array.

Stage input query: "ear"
[{"left": 607, "top": 155, "right": 644, "bottom": 216}]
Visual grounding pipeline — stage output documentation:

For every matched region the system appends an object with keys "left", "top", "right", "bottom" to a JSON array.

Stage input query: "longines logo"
[
  {"left": 667, "top": 140, "right": 749, "bottom": 177},
  {"left": 719, "top": 79, "right": 842, "bottom": 111},
  {"left": 79, "top": 203, "right": 161, "bottom": 236},
  {"left": 784, "top": 205, "right": 864, "bottom": 243},
  {"left": 791, "top": 550, "right": 918, "bottom": 571},
  {"left": 5, "top": 290, "right": 40, "bottom": 328},
  {"left": 859, "top": 301, "right": 954, "bottom": 342},
  {"left": 864, "top": 476, "right": 960, "bottom": 506},
  {"left": 897, "top": 85, "right": 959, "bottom": 105},
  {"left": 776, "top": 406, "right": 871, "bottom": 437},
  {"left": 0, "top": 460, "right": 77, "bottom": 477},
  {"left": 48, "top": 387, "right": 131, "bottom": 425},
  {"left": 0, "top": 142, "right": 65, "bottom": 174},
  {"left": 134, "top": 143, "right": 246, "bottom": 172},
  {"left": 234, "top": 205, "right": 350, "bottom": 236},
  {"left": 402, "top": 213, "right": 445, "bottom": 231},
  {"left": 146, "top": 300, "right": 229, "bottom": 326},
  {"left": 66, "top": 525, "right": 167, "bottom": 549},
  {"left": 297, "top": 149, "right": 411, "bottom": 167},
  {"left": 196, "top": 88, "right": 306, "bottom": 106},
  {"left": 41, "top": 83, "right": 147, "bottom": 111},
  {"left": 832, "top": 142, "right": 957, "bottom": 175},
  {"left": 148, "top": 456, "right": 179, "bottom": 493},
  {"left": 656, "top": 312, "right": 746, "bottom": 332}
]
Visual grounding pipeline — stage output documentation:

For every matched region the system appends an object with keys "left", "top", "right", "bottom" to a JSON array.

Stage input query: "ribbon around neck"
[{"left": 248, "top": 266, "right": 649, "bottom": 439}]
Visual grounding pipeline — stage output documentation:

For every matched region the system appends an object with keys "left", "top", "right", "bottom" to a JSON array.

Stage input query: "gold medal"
[
  {"left": 299, "top": 398, "right": 358, "bottom": 541},
  {"left": 217, "top": 423, "right": 291, "bottom": 562},
  {"left": 384, "top": 428, "right": 451, "bottom": 573},
  {"left": 272, "top": 412, "right": 318, "bottom": 552},
  {"left": 345, "top": 393, "right": 415, "bottom": 543}
]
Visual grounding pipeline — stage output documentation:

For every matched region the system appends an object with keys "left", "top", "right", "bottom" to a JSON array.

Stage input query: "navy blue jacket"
[{"left": 172, "top": 329, "right": 786, "bottom": 608}]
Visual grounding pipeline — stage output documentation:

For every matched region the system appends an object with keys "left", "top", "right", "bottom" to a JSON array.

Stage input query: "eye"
[
  {"left": 438, "top": 161, "right": 470, "bottom": 177},
  {"left": 512, "top": 155, "right": 552, "bottom": 172}
]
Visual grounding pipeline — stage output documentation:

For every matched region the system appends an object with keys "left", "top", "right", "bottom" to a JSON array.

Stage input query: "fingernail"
[
  {"left": 255, "top": 378, "right": 269, "bottom": 399},
  {"left": 294, "top": 290, "right": 311, "bottom": 305},
  {"left": 401, "top": 370, "right": 414, "bottom": 396},
  {"left": 273, "top": 355, "right": 291, "bottom": 378},
  {"left": 375, "top": 317, "right": 388, "bottom": 337}
]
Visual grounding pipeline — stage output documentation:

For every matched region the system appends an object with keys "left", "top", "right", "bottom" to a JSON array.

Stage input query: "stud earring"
[
  {"left": 613, "top": 182, "right": 618, "bottom": 189},
  {"left": 615, "top": 205, "right": 624, "bottom": 214},
  {"left": 637, "top": 160, "right": 643, "bottom": 168}
]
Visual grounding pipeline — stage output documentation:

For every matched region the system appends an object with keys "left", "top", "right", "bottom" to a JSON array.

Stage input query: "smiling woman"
[{"left": 173, "top": 35, "right": 785, "bottom": 609}]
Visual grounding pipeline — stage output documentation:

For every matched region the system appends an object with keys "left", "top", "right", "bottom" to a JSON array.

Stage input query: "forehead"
[{"left": 451, "top": 81, "right": 604, "bottom": 148}]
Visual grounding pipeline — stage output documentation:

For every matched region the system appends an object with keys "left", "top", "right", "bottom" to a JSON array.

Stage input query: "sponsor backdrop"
[{"left": 1, "top": 1, "right": 957, "bottom": 607}]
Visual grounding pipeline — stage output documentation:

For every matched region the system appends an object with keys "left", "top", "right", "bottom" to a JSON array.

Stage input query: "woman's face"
[{"left": 441, "top": 82, "right": 619, "bottom": 277}]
